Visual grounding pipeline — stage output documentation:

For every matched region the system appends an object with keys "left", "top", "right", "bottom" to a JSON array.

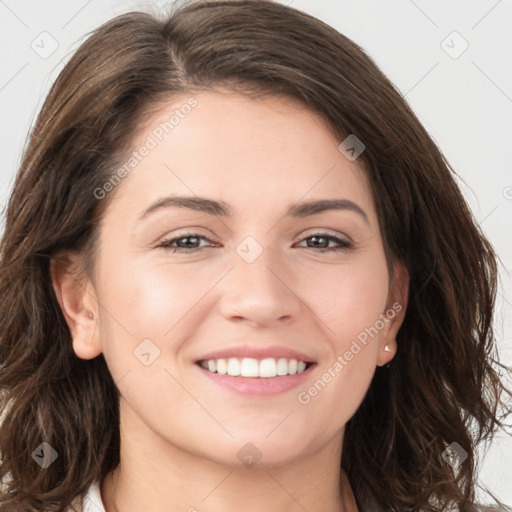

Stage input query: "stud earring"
[{"left": 384, "top": 344, "right": 391, "bottom": 352}]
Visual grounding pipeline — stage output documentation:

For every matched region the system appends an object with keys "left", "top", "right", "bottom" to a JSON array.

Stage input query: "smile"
[
  {"left": 195, "top": 358, "right": 317, "bottom": 396},
  {"left": 197, "top": 357, "right": 311, "bottom": 377}
]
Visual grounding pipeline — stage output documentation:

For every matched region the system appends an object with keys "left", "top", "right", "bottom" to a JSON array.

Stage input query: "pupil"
[
  {"left": 310, "top": 236, "right": 327, "bottom": 248},
  {"left": 180, "top": 236, "right": 197, "bottom": 247}
]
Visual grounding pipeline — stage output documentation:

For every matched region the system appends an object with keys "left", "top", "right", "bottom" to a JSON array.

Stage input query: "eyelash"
[{"left": 156, "top": 231, "right": 353, "bottom": 254}]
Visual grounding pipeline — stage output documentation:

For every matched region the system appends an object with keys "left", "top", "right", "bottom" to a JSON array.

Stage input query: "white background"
[{"left": 0, "top": 0, "right": 510, "bottom": 506}]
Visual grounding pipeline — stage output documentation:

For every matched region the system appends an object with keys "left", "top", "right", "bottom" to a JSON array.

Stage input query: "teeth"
[
  {"left": 216, "top": 359, "right": 227, "bottom": 375},
  {"left": 240, "top": 357, "right": 259, "bottom": 377},
  {"left": 276, "top": 358, "right": 288, "bottom": 376},
  {"left": 227, "top": 358, "right": 241, "bottom": 376},
  {"left": 259, "top": 358, "right": 276, "bottom": 378},
  {"left": 199, "top": 357, "right": 310, "bottom": 377}
]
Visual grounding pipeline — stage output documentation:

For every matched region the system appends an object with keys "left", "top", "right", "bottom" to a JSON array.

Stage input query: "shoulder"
[
  {"left": 65, "top": 492, "right": 84, "bottom": 512},
  {"left": 67, "top": 480, "right": 105, "bottom": 512}
]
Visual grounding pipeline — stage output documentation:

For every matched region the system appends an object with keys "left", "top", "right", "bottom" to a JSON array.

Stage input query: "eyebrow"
[{"left": 137, "top": 196, "right": 369, "bottom": 225}]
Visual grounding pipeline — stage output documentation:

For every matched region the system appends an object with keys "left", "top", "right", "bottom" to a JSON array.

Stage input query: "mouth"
[
  {"left": 195, "top": 357, "right": 315, "bottom": 378},
  {"left": 194, "top": 357, "right": 317, "bottom": 396}
]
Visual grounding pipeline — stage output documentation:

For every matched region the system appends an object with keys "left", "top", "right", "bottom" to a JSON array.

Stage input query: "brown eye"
[
  {"left": 297, "top": 233, "right": 352, "bottom": 252},
  {"left": 157, "top": 233, "right": 212, "bottom": 253}
]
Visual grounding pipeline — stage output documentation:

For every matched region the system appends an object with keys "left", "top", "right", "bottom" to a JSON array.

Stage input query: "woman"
[{"left": 0, "top": 1, "right": 509, "bottom": 511}]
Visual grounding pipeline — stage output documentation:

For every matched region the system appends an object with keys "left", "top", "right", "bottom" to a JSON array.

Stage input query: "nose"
[{"left": 218, "top": 250, "right": 302, "bottom": 328}]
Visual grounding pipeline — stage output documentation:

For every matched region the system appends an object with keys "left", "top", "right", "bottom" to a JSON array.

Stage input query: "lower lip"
[{"left": 195, "top": 363, "right": 316, "bottom": 396}]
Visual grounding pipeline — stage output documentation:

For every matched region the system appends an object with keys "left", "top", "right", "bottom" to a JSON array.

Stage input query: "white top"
[{"left": 82, "top": 480, "right": 106, "bottom": 512}]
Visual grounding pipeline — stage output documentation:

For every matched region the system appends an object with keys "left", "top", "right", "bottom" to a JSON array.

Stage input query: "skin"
[{"left": 51, "top": 89, "right": 409, "bottom": 512}]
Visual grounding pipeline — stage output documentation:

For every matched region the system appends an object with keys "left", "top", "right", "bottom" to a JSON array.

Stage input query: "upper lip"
[{"left": 195, "top": 345, "right": 316, "bottom": 363}]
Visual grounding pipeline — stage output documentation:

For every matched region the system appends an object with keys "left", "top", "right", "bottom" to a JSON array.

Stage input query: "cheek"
[
  {"left": 303, "top": 258, "right": 390, "bottom": 346},
  {"left": 298, "top": 258, "right": 390, "bottom": 418},
  {"left": 94, "top": 252, "right": 222, "bottom": 369},
  {"left": 295, "top": 267, "right": 388, "bottom": 428}
]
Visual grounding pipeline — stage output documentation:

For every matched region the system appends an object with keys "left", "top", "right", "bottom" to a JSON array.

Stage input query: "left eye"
[
  {"left": 295, "top": 233, "right": 352, "bottom": 252},
  {"left": 157, "top": 232, "right": 352, "bottom": 254}
]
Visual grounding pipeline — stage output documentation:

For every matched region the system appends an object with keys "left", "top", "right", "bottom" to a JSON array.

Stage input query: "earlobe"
[
  {"left": 377, "top": 341, "right": 396, "bottom": 367},
  {"left": 50, "top": 252, "right": 102, "bottom": 360}
]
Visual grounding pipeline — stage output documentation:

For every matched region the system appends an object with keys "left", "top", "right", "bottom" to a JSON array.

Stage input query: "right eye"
[{"left": 156, "top": 233, "right": 215, "bottom": 253}]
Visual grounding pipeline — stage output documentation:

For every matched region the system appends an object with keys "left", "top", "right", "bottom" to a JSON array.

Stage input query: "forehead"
[{"left": 104, "top": 89, "right": 374, "bottom": 222}]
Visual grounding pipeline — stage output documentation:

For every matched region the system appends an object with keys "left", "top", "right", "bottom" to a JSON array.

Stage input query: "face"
[{"left": 54, "top": 89, "right": 407, "bottom": 469}]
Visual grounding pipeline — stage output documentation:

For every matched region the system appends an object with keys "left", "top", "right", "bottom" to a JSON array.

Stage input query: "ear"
[
  {"left": 50, "top": 251, "right": 102, "bottom": 360},
  {"left": 377, "top": 261, "right": 409, "bottom": 367}
]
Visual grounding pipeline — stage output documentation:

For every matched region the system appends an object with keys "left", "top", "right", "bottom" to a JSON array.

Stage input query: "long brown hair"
[{"left": 0, "top": 1, "right": 509, "bottom": 510}]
